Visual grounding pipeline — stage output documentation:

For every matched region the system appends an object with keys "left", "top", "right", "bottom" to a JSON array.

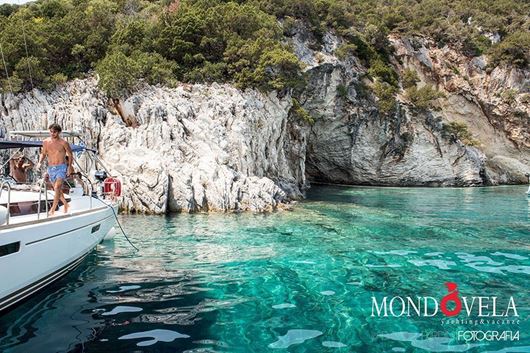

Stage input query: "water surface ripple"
[{"left": 0, "top": 185, "right": 529, "bottom": 352}]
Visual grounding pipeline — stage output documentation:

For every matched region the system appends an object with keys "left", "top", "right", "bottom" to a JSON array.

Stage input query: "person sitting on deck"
[
  {"left": 9, "top": 152, "right": 33, "bottom": 183},
  {"left": 36, "top": 123, "right": 75, "bottom": 215}
]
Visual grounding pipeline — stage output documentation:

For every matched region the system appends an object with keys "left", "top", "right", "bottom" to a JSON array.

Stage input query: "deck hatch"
[{"left": 0, "top": 242, "right": 20, "bottom": 257}]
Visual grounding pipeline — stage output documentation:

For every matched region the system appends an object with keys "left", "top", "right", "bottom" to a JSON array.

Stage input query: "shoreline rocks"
[
  {"left": 1, "top": 31, "right": 528, "bottom": 213},
  {"left": 1, "top": 79, "right": 309, "bottom": 214}
]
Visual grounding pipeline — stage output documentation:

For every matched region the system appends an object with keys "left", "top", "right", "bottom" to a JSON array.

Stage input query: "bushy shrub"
[
  {"left": 335, "top": 43, "right": 357, "bottom": 60},
  {"left": 290, "top": 98, "right": 315, "bottom": 124},
  {"left": 336, "top": 84, "right": 348, "bottom": 98},
  {"left": 500, "top": 88, "right": 517, "bottom": 104},
  {"left": 373, "top": 81, "right": 397, "bottom": 115},
  {"left": 443, "top": 121, "right": 479, "bottom": 146},
  {"left": 184, "top": 61, "right": 228, "bottom": 83},
  {"left": 405, "top": 85, "right": 444, "bottom": 110},
  {"left": 368, "top": 58, "right": 398, "bottom": 87},
  {"left": 401, "top": 68, "right": 419, "bottom": 89}
]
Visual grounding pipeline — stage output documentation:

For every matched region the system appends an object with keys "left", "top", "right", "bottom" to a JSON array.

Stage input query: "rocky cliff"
[
  {"left": 291, "top": 29, "right": 529, "bottom": 186},
  {"left": 391, "top": 35, "right": 530, "bottom": 184},
  {"left": 0, "top": 79, "right": 308, "bottom": 213},
  {"left": 0, "top": 31, "right": 528, "bottom": 213}
]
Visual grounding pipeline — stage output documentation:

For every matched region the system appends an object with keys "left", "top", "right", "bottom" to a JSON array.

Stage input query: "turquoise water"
[{"left": 0, "top": 185, "right": 529, "bottom": 353}]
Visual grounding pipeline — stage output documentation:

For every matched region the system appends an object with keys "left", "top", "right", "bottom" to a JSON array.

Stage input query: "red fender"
[{"left": 103, "top": 177, "right": 121, "bottom": 197}]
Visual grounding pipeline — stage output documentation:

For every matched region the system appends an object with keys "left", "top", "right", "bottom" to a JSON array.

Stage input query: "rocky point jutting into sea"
[{"left": 0, "top": 32, "right": 529, "bottom": 214}]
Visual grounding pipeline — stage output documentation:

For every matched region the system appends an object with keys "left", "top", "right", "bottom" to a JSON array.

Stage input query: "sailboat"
[{"left": 0, "top": 131, "right": 121, "bottom": 312}]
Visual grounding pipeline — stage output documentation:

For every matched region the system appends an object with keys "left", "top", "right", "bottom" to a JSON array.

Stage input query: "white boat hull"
[{"left": 0, "top": 197, "right": 117, "bottom": 312}]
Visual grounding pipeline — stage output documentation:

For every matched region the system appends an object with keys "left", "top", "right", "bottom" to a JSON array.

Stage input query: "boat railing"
[
  {"left": 83, "top": 175, "right": 94, "bottom": 209},
  {"left": 37, "top": 179, "right": 49, "bottom": 220},
  {"left": 2, "top": 175, "right": 94, "bottom": 223},
  {"left": 72, "top": 172, "right": 94, "bottom": 209},
  {"left": 0, "top": 181, "right": 11, "bottom": 225}
]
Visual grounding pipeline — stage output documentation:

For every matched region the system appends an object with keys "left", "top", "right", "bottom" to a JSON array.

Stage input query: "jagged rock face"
[
  {"left": 1, "top": 30, "right": 528, "bottom": 214},
  {"left": 390, "top": 35, "right": 530, "bottom": 184},
  {"left": 0, "top": 79, "right": 308, "bottom": 213},
  {"left": 289, "top": 28, "right": 529, "bottom": 186},
  {"left": 291, "top": 31, "right": 489, "bottom": 186},
  {"left": 302, "top": 64, "right": 486, "bottom": 186}
]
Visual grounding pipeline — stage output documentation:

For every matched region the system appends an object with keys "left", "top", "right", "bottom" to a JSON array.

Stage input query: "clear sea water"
[{"left": 1, "top": 185, "right": 529, "bottom": 353}]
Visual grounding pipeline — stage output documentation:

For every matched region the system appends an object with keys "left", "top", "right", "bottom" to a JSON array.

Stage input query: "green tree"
[
  {"left": 97, "top": 49, "right": 178, "bottom": 96},
  {"left": 373, "top": 81, "right": 397, "bottom": 115},
  {"left": 225, "top": 37, "right": 303, "bottom": 91},
  {"left": 405, "top": 85, "right": 444, "bottom": 110},
  {"left": 14, "top": 56, "right": 46, "bottom": 89},
  {"left": 0, "top": 4, "right": 19, "bottom": 18},
  {"left": 184, "top": 61, "right": 228, "bottom": 83},
  {"left": 110, "top": 18, "right": 156, "bottom": 55},
  {"left": 402, "top": 68, "right": 419, "bottom": 89},
  {"left": 96, "top": 50, "right": 141, "bottom": 97}
]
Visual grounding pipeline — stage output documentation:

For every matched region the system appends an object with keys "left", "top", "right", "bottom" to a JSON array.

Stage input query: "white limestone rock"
[
  {"left": 1, "top": 30, "right": 528, "bottom": 214},
  {"left": 389, "top": 35, "right": 530, "bottom": 183},
  {"left": 290, "top": 29, "right": 528, "bottom": 186},
  {"left": 0, "top": 79, "right": 308, "bottom": 214}
]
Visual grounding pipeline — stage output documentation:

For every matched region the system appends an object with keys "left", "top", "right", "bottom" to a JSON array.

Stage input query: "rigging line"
[
  {"left": 0, "top": 42, "right": 13, "bottom": 94},
  {"left": 100, "top": 197, "right": 139, "bottom": 252},
  {"left": 21, "top": 23, "right": 33, "bottom": 90}
]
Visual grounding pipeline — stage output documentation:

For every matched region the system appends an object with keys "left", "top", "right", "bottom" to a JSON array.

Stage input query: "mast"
[
  {"left": 0, "top": 42, "right": 13, "bottom": 93},
  {"left": 21, "top": 23, "right": 34, "bottom": 90}
]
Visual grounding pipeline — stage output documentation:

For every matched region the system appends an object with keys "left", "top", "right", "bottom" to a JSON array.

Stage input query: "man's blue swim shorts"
[{"left": 48, "top": 164, "right": 67, "bottom": 183}]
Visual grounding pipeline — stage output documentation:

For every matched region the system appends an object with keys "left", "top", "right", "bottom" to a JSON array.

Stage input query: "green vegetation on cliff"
[
  {"left": 0, "top": 0, "right": 528, "bottom": 96},
  {"left": 443, "top": 121, "right": 480, "bottom": 147}
]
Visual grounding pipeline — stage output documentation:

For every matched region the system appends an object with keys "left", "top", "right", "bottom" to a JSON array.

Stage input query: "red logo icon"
[{"left": 441, "top": 282, "right": 462, "bottom": 316}]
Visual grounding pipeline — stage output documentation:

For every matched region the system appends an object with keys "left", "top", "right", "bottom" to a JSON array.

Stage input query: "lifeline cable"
[
  {"left": 76, "top": 171, "right": 138, "bottom": 252},
  {"left": 21, "top": 24, "right": 34, "bottom": 90},
  {"left": 104, "top": 201, "right": 139, "bottom": 252}
]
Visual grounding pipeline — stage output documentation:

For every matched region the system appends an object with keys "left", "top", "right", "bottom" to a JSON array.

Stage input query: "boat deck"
[
  {"left": 7, "top": 210, "right": 73, "bottom": 225},
  {"left": 1, "top": 197, "right": 109, "bottom": 229}
]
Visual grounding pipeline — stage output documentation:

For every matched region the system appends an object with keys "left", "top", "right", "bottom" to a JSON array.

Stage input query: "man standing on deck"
[{"left": 36, "top": 123, "right": 75, "bottom": 215}]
